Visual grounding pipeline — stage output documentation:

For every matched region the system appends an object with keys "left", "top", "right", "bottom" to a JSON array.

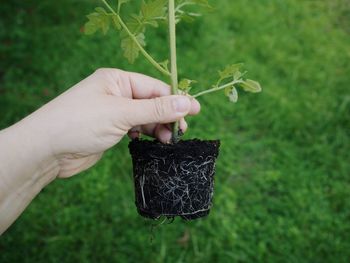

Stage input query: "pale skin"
[{"left": 0, "top": 68, "right": 201, "bottom": 235}]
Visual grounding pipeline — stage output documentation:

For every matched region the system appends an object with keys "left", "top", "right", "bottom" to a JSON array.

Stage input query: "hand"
[
  {"left": 30, "top": 68, "right": 200, "bottom": 178},
  {"left": 1, "top": 68, "right": 201, "bottom": 233}
]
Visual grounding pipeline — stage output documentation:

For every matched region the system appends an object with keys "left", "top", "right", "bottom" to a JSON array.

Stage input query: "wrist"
[
  {"left": 0, "top": 116, "right": 60, "bottom": 234},
  {"left": 0, "top": 115, "right": 60, "bottom": 197}
]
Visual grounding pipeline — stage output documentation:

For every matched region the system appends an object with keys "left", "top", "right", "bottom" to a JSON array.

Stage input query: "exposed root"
[{"left": 133, "top": 155, "right": 217, "bottom": 219}]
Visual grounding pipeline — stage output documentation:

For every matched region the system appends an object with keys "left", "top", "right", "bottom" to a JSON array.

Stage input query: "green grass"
[{"left": 1, "top": 0, "right": 350, "bottom": 262}]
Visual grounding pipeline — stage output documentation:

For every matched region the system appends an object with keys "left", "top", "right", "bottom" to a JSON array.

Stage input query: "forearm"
[{"left": 0, "top": 116, "right": 59, "bottom": 235}]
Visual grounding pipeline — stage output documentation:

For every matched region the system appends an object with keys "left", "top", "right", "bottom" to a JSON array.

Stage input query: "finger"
[
  {"left": 189, "top": 98, "right": 201, "bottom": 115},
  {"left": 179, "top": 118, "right": 188, "bottom": 133},
  {"left": 128, "top": 126, "right": 141, "bottom": 140},
  {"left": 156, "top": 119, "right": 187, "bottom": 141},
  {"left": 140, "top": 119, "right": 188, "bottom": 139},
  {"left": 123, "top": 71, "right": 201, "bottom": 113},
  {"left": 137, "top": 123, "right": 158, "bottom": 138},
  {"left": 124, "top": 70, "right": 171, "bottom": 99},
  {"left": 118, "top": 96, "right": 192, "bottom": 128},
  {"left": 154, "top": 124, "right": 172, "bottom": 143},
  {"left": 96, "top": 69, "right": 201, "bottom": 110},
  {"left": 127, "top": 118, "right": 189, "bottom": 142}
]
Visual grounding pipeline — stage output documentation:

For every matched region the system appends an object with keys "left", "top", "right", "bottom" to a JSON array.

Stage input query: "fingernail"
[{"left": 173, "top": 97, "right": 190, "bottom": 113}]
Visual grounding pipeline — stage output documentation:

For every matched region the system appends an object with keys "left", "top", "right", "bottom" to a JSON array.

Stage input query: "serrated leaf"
[
  {"left": 95, "top": 7, "right": 107, "bottom": 15},
  {"left": 102, "top": 21, "right": 110, "bottom": 34},
  {"left": 121, "top": 0, "right": 167, "bottom": 45},
  {"left": 234, "top": 70, "right": 243, "bottom": 80},
  {"left": 176, "top": 0, "right": 212, "bottom": 8},
  {"left": 124, "top": 15, "right": 145, "bottom": 35},
  {"left": 240, "top": 79, "right": 262, "bottom": 93},
  {"left": 121, "top": 33, "right": 146, "bottom": 64},
  {"left": 219, "top": 63, "right": 244, "bottom": 80},
  {"left": 84, "top": 7, "right": 111, "bottom": 35},
  {"left": 177, "top": 13, "right": 196, "bottom": 23},
  {"left": 84, "top": 21, "right": 98, "bottom": 35},
  {"left": 175, "top": 0, "right": 213, "bottom": 23},
  {"left": 141, "top": 0, "right": 167, "bottom": 22},
  {"left": 179, "top": 79, "right": 197, "bottom": 92}
]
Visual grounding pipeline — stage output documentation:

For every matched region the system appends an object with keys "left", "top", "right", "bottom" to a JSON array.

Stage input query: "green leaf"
[
  {"left": 240, "top": 79, "right": 262, "bottom": 93},
  {"left": 121, "top": 33, "right": 146, "bottom": 63},
  {"left": 84, "top": 21, "right": 98, "bottom": 35},
  {"left": 124, "top": 15, "right": 145, "bottom": 35},
  {"left": 134, "top": 0, "right": 167, "bottom": 29},
  {"left": 95, "top": 7, "right": 107, "bottom": 15},
  {"left": 141, "top": 0, "right": 167, "bottom": 22},
  {"left": 175, "top": 0, "right": 213, "bottom": 23},
  {"left": 120, "top": 0, "right": 167, "bottom": 51},
  {"left": 219, "top": 63, "right": 244, "bottom": 80},
  {"left": 84, "top": 7, "right": 111, "bottom": 35},
  {"left": 176, "top": 13, "right": 196, "bottom": 23},
  {"left": 234, "top": 70, "right": 243, "bottom": 81},
  {"left": 179, "top": 79, "right": 197, "bottom": 93},
  {"left": 191, "top": 0, "right": 212, "bottom": 7},
  {"left": 176, "top": 0, "right": 212, "bottom": 8}
]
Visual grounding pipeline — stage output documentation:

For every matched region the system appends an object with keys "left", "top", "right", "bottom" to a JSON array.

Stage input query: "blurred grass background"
[{"left": 0, "top": 0, "right": 350, "bottom": 262}]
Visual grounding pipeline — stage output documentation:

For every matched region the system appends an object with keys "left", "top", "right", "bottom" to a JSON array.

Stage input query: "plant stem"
[
  {"left": 101, "top": 0, "right": 171, "bottom": 77},
  {"left": 192, "top": 80, "right": 243, "bottom": 98},
  {"left": 168, "top": 0, "right": 180, "bottom": 143}
]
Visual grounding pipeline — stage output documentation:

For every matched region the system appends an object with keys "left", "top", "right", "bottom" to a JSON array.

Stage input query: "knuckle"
[
  {"left": 153, "top": 97, "right": 167, "bottom": 122},
  {"left": 94, "top": 68, "right": 108, "bottom": 75}
]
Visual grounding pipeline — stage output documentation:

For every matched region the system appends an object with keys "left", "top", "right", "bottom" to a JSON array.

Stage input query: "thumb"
[{"left": 120, "top": 95, "right": 191, "bottom": 127}]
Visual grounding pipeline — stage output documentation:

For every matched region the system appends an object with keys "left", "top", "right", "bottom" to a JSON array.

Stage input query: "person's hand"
[
  {"left": 29, "top": 68, "right": 200, "bottom": 178},
  {"left": 0, "top": 68, "right": 201, "bottom": 233}
]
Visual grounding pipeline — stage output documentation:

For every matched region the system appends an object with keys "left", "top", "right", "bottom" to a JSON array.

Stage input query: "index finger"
[
  {"left": 124, "top": 70, "right": 171, "bottom": 99},
  {"left": 122, "top": 70, "right": 201, "bottom": 115},
  {"left": 99, "top": 68, "right": 200, "bottom": 114}
]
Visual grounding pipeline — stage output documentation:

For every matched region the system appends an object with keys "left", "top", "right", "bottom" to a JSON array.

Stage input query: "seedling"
[
  {"left": 84, "top": 0, "right": 261, "bottom": 220},
  {"left": 84, "top": 0, "right": 261, "bottom": 143}
]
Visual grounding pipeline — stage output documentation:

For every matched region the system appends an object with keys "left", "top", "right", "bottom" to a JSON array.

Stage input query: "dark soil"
[{"left": 129, "top": 139, "right": 220, "bottom": 220}]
